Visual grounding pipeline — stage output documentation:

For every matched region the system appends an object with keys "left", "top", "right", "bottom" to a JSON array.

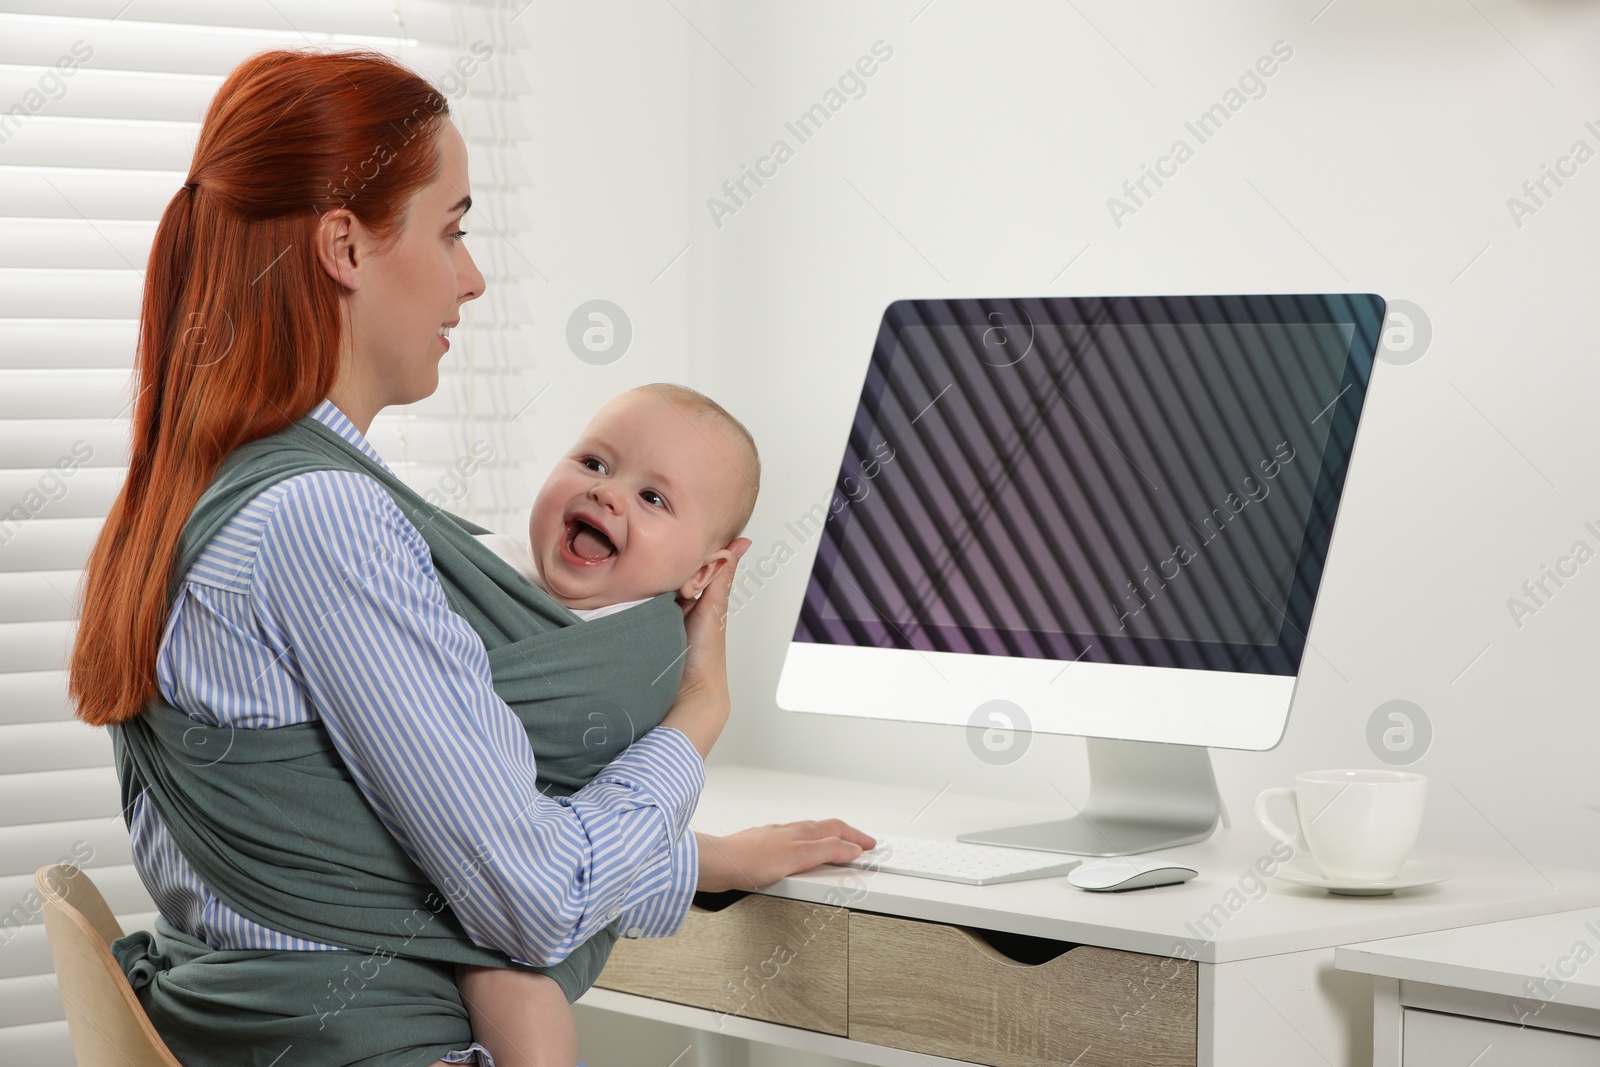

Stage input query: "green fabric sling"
[{"left": 106, "top": 415, "right": 691, "bottom": 1066}]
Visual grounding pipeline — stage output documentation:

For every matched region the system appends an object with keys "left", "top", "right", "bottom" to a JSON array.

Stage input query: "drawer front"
[
  {"left": 594, "top": 893, "right": 848, "bottom": 1035},
  {"left": 848, "top": 911, "right": 1196, "bottom": 1067},
  {"left": 1403, "top": 1009, "right": 1600, "bottom": 1066}
]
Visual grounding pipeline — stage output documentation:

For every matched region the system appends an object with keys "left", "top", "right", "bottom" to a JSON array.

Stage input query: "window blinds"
[{"left": 0, "top": 3, "right": 538, "bottom": 1060}]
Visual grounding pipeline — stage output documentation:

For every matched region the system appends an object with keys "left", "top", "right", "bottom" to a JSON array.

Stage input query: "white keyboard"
[{"left": 837, "top": 834, "right": 1082, "bottom": 886}]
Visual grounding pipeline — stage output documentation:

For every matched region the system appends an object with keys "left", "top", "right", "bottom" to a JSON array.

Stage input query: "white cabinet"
[
  {"left": 1402, "top": 1009, "right": 1598, "bottom": 1066},
  {"left": 1339, "top": 907, "right": 1600, "bottom": 1066}
]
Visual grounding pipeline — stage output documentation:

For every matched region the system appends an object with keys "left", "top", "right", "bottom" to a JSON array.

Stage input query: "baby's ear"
[{"left": 678, "top": 546, "right": 736, "bottom": 602}]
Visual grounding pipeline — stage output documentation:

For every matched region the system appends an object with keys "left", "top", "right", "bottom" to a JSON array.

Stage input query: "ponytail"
[{"left": 71, "top": 51, "right": 451, "bottom": 726}]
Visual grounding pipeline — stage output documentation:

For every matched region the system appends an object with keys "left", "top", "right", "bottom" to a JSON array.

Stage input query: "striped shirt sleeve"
[{"left": 248, "top": 469, "right": 702, "bottom": 964}]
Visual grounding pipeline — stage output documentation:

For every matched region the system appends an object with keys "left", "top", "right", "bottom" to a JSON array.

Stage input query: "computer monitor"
[{"left": 776, "top": 294, "right": 1385, "bottom": 855}]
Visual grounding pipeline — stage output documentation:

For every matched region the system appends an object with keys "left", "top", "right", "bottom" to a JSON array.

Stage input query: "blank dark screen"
[{"left": 794, "top": 297, "right": 1377, "bottom": 676}]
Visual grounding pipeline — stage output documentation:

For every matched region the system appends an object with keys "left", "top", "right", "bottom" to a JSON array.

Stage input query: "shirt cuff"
[
  {"left": 591, "top": 725, "right": 705, "bottom": 842},
  {"left": 573, "top": 724, "right": 703, "bottom": 937},
  {"left": 617, "top": 827, "right": 700, "bottom": 938}
]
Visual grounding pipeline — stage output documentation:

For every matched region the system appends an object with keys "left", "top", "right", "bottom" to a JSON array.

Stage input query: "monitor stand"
[{"left": 957, "top": 738, "right": 1221, "bottom": 856}]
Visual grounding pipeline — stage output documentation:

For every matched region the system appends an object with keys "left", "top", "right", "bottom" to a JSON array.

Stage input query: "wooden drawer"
[
  {"left": 594, "top": 891, "right": 848, "bottom": 1034},
  {"left": 847, "top": 911, "right": 1196, "bottom": 1067}
]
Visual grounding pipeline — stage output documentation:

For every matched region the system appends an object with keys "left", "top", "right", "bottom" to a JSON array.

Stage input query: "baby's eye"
[
  {"left": 640, "top": 489, "right": 666, "bottom": 509},
  {"left": 581, "top": 456, "right": 608, "bottom": 475}
]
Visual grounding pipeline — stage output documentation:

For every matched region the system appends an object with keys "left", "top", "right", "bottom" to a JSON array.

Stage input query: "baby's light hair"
[{"left": 634, "top": 383, "right": 761, "bottom": 545}]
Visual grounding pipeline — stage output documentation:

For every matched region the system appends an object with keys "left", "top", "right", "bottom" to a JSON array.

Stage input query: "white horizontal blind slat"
[
  {"left": 0, "top": 721, "right": 112, "bottom": 773},
  {"left": 0, "top": 167, "right": 184, "bottom": 222},
  {"left": 0, "top": 817, "right": 135, "bottom": 878},
  {"left": 0, "top": 572, "right": 82, "bottom": 624},
  {"left": 0, "top": 975, "right": 65, "bottom": 1030},
  {"left": 0, "top": 219, "right": 155, "bottom": 271},
  {"left": 0, "top": 319, "right": 137, "bottom": 369},
  {"left": 0, "top": 470, "right": 121, "bottom": 515},
  {"left": 0, "top": 423, "right": 123, "bottom": 467},
  {"left": 0, "top": 767, "right": 120, "bottom": 828},
  {"left": 0, "top": 268, "right": 140, "bottom": 318},
  {"left": 0, "top": 520, "right": 103, "bottom": 573},
  {"left": 0, "top": 370, "right": 133, "bottom": 417},
  {"left": 0, "top": 671, "right": 73, "bottom": 726},
  {"left": 0, "top": 3, "right": 464, "bottom": 44},
  {"left": 0, "top": 621, "right": 74, "bottom": 675},
  {"left": 0, "top": 67, "right": 220, "bottom": 124},
  {"left": 0, "top": 6, "right": 533, "bottom": 1058},
  {"left": 1, "top": 1019, "right": 70, "bottom": 1065},
  {"left": 0, "top": 116, "right": 196, "bottom": 171},
  {"left": 0, "top": 913, "right": 159, "bottom": 981}
]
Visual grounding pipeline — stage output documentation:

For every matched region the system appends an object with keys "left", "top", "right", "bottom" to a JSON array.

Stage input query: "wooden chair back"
[{"left": 33, "top": 864, "right": 181, "bottom": 1067}]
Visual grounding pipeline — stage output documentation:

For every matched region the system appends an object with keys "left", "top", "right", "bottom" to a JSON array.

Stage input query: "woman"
[{"left": 70, "top": 49, "right": 870, "bottom": 1066}]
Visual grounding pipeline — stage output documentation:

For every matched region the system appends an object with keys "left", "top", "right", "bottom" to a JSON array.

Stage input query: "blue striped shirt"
[{"left": 128, "top": 400, "right": 703, "bottom": 966}]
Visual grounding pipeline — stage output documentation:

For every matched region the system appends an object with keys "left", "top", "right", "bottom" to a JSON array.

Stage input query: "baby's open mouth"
[{"left": 566, "top": 518, "right": 617, "bottom": 563}]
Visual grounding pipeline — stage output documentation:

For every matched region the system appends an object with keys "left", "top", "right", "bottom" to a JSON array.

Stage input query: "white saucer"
[{"left": 1274, "top": 855, "right": 1455, "bottom": 896}]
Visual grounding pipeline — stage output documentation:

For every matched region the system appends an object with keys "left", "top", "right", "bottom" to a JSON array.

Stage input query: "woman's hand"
[
  {"left": 695, "top": 820, "right": 878, "bottom": 893},
  {"left": 660, "top": 538, "right": 750, "bottom": 758}
]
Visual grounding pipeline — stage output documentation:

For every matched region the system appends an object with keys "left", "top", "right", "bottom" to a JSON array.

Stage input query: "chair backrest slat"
[{"left": 33, "top": 864, "right": 182, "bottom": 1067}]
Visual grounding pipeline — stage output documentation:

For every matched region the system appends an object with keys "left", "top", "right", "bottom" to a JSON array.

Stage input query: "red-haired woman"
[{"left": 71, "top": 49, "right": 870, "bottom": 1067}]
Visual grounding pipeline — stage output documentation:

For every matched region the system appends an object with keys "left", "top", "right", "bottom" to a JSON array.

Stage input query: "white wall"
[
  {"left": 678, "top": 0, "right": 1600, "bottom": 875},
  {"left": 499, "top": 1, "right": 695, "bottom": 474}
]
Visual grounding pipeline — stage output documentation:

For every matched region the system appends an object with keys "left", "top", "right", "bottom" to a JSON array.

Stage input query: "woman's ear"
[
  {"left": 313, "top": 207, "right": 362, "bottom": 291},
  {"left": 678, "top": 547, "right": 736, "bottom": 602}
]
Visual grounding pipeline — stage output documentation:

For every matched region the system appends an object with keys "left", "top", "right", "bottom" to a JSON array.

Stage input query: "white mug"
[{"left": 1255, "top": 769, "right": 1426, "bottom": 882}]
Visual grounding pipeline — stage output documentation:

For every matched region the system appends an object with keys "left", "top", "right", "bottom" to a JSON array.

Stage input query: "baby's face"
[{"left": 529, "top": 390, "right": 747, "bottom": 609}]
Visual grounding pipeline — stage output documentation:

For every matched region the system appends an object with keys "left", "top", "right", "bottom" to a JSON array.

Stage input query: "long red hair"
[{"left": 72, "top": 50, "right": 451, "bottom": 726}]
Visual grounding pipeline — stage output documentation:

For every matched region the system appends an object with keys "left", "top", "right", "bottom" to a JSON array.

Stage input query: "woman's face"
[{"left": 336, "top": 121, "right": 484, "bottom": 424}]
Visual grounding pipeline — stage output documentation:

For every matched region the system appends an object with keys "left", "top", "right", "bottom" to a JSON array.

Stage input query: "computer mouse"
[{"left": 1067, "top": 856, "right": 1199, "bottom": 892}]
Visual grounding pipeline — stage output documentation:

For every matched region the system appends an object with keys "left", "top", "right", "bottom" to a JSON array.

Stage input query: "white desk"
[
  {"left": 577, "top": 766, "right": 1600, "bottom": 1067},
  {"left": 1337, "top": 907, "right": 1600, "bottom": 1065}
]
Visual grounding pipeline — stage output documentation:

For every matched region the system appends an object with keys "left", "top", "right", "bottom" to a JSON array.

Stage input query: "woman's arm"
[
  {"left": 250, "top": 471, "right": 706, "bottom": 963},
  {"left": 629, "top": 547, "right": 879, "bottom": 900}
]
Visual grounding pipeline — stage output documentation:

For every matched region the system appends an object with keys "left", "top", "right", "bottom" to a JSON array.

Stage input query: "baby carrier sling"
[{"left": 107, "top": 415, "right": 690, "bottom": 1066}]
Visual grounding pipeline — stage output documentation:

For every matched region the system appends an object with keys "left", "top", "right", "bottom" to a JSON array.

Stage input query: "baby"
[{"left": 461, "top": 382, "right": 760, "bottom": 1067}]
